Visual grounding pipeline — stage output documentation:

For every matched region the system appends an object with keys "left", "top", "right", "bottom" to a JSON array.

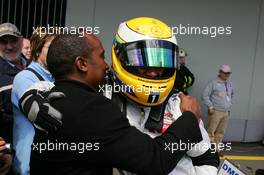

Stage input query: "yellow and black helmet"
[{"left": 112, "top": 17, "right": 178, "bottom": 106}]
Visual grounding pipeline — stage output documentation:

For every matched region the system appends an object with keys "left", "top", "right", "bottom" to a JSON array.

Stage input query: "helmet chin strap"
[
  {"left": 144, "top": 89, "right": 177, "bottom": 132},
  {"left": 144, "top": 103, "right": 165, "bottom": 132}
]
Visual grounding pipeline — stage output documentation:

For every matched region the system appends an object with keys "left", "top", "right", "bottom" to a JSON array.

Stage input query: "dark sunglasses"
[{"left": 221, "top": 71, "right": 231, "bottom": 75}]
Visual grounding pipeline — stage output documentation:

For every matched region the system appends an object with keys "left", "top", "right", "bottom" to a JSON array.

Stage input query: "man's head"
[
  {"left": 0, "top": 23, "right": 22, "bottom": 62},
  {"left": 47, "top": 34, "right": 109, "bottom": 90},
  {"left": 218, "top": 64, "right": 231, "bottom": 81},
  {"left": 22, "top": 38, "right": 31, "bottom": 59},
  {"left": 112, "top": 17, "right": 178, "bottom": 106},
  {"left": 178, "top": 48, "right": 187, "bottom": 65}
]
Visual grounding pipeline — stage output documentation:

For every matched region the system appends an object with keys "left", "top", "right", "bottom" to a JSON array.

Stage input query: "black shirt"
[{"left": 174, "top": 65, "right": 195, "bottom": 95}]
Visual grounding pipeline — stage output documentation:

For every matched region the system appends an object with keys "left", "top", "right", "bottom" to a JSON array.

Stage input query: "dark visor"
[{"left": 116, "top": 40, "right": 178, "bottom": 69}]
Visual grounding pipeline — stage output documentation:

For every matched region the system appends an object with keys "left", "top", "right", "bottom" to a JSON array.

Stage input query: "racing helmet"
[{"left": 112, "top": 17, "right": 178, "bottom": 106}]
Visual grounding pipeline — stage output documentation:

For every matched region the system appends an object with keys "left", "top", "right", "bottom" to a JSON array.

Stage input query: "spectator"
[
  {"left": 11, "top": 27, "right": 57, "bottom": 175},
  {"left": 21, "top": 38, "right": 31, "bottom": 60},
  {"left": 174, "top": 48, "right": 195, "bottom": 95},
  {"left": 202, "top": 64, "right": 234, "bottom": 153},
  {"left": 0, "top": 22, "right": 29, "bottom": 144}
]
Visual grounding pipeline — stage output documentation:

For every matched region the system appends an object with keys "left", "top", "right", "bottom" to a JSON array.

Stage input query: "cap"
[
  {"left": 0, "top": 23, "right": 21, "bottom": 38},
  {"left": 220, "top": 64, "right": 231, "bottom": 73}
]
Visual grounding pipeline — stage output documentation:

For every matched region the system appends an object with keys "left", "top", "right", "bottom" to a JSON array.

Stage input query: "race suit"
[{"left": 104, "top": 91, "right": 219, "bottom": 175}]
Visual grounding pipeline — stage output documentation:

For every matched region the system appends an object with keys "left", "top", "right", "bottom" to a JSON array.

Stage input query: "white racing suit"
[{"left": 104, "top": 91, "right": 219, "bottom": 175}]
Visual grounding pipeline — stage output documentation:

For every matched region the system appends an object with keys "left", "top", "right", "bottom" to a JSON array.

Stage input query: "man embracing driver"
[{"left": 18, "top": 17, "right": 219, "bottom": 175}]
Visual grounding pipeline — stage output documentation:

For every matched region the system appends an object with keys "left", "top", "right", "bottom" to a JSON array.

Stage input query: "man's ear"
[{"left": 74, "top": 56, "right": 89, "bottom": 72}]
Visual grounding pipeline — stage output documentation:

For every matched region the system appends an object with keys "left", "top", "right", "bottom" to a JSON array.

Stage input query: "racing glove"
[{"left": 19, "top": 85, "right": 65, "bottom": 133}]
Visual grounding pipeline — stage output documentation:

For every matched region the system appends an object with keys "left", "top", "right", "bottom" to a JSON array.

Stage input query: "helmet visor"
[{"left": 118, "top": 40, "right": 178, "bottom": 68}]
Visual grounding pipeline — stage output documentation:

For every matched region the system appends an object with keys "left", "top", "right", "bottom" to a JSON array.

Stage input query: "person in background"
[
  {"left": 202, "top": 64, "right": 234, "bottom": 154},
  {"left": 0, "top": 22, "right": 29, "bottom": 146},
  {"left": 174, "top": 48, "right": 195, "bottom": 95},
  {"left": 11, "top": 27, "right": 58, "bottom": 175},
  {"left": 21, "top": 38, "right": 31, "bottom": 60}
]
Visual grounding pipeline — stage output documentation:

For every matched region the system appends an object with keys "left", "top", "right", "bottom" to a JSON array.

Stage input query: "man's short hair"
[{"left": 47, "top": 34, "right": 93, "bottom": 80}]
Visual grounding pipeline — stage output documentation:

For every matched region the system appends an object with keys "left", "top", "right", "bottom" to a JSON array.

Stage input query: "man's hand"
[
  {"left": 179, "top": 92, "right": 201, "bottom": 120},
  {"left": 19, "top": 89, "right": 65, "bottom": 133},
  {"left": 208, "top": 107, "right": 215, "bottom": 115},
  {"left": 0, "top": 137, "right": 12, "bottom": 175},
  {"left": 0, "top": 138, "right": 6, "bottom": 152}
]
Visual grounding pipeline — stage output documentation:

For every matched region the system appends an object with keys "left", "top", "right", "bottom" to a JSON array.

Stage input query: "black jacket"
[
  {"left": 174, "top": 65, "right": 195, "bottom": 95},
  {"left": 30, "top": 80, "right": 202, "bottom": 175},
  {"left": 0, "top": 56, "right": 29, "bottom": 143}
]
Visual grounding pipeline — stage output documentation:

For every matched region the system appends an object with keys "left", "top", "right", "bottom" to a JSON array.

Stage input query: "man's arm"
[
  {"left": 231, "top": 82, "right": 234, "bottom": 105},
  {"left": 187, "top": 123, "right": 219, "bottom": 175},
  {"left": 17, "top": 81, "right": 63, "bottom": 133},
  {"left": 101, "top": 113, "right": 202, "bottom": 175},
  {"left": 202, "top": 81, "right": 213, "bottom": 109},
  {"left": 176, "top": 93, "right": 219, "bottom": 174},
  {"left": 73, "top": 97, "right": 203, "bottom": 175}
]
